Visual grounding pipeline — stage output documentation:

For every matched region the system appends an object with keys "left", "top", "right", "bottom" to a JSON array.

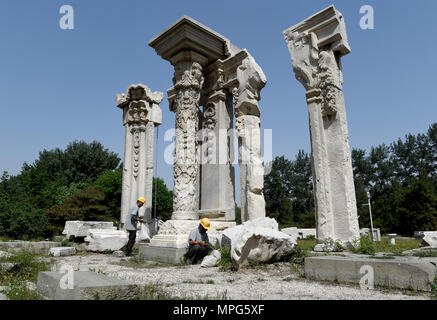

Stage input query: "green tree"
[
  {"left": 264, "top": 156, "right": 294, "bottom": 227},
  {"left": 0, "top": 198, "right": 48, "bottom": 240},
  {"left": 289, "top": 150, "right": 313, "bottom": 225},
  {"left": 94, "top": 169, "right": 123, "bottom": 221},
  {"left": 43, "top": 187, "right": 112, "bottom": 236},
  {"left": 152, "top": 177, "right": 173, "bottom": 221},
  {"left": 395, "top": 176, "right": 437, "bottom": 235}
]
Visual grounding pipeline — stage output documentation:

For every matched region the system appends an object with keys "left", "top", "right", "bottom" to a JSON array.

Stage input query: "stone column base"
[
  {"left": 138, "top": 244, "right": 187, "bottom": 264},
  {"left": 149, "top": 219, "right": 236, "bottom": 249}
]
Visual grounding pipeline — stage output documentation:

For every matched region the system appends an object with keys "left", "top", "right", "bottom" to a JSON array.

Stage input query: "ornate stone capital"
[
  {"left": 284, "top": 5, "right": 350, "bottom": 118},
  {"left": 116, "top": 84, "right": 163, "bottom": 126},
  {"left": 233, "top": 51, "right": 266, "bottom": 118}
]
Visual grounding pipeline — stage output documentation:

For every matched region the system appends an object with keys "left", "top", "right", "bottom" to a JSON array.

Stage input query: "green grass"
[
  {"left": 413, "top": 249, "right": 437, "bottom": 258},
  {"left": 352, "top": 236, "right": 421, "bottom": 255},
  {"left": 432, "top": 276, "right": 437, "bottom": 297},
  {"left": 296, "top": 239, "right": 316, "bottom": 251},
  {"left": 374, "top": 237, "right": 422, "bottom": 253},
  {"left": 217, "top": 246, "right": 234, "bottom": 272},
  {"left": 135, "top": 283, "right": 177, "bottom": 300},
  {"left": 0, "top": 249, "right": 50, "bottom": 300}
]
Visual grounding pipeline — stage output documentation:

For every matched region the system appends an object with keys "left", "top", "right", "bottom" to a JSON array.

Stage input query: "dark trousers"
[
  {"left": 185, "top": 244, "right": 211, "bottom": 264},
  {"left": 126, "top": 230, "right": 136, "bottom": 255}
]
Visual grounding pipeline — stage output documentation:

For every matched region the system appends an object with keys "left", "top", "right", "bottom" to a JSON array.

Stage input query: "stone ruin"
[
  {"left": 115, "top": 84, "right": 163, "bottom": 229},
  {"left": 283, "top": 6, "right": 360, "bottom": 250},
  {"left": 136, "top": 16, "right": 269, "bottom": 259},
  {"left": 115, "top": 7, "right": 361, "bottom": 259}
]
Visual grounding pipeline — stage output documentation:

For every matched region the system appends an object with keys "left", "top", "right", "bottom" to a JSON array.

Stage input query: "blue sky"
[{"left": 1, "top": 0, "right": 436, "bottom": 205}]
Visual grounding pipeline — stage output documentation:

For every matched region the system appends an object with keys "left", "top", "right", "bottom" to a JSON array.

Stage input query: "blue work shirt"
[
  {"left": 187, "top": 227, "right": 209, "bottom": 247},
  {"left": 125, "top": 205, "right": 140, "bottom": 231}
]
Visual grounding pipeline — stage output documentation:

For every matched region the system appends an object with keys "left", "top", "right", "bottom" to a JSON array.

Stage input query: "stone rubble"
[{"left": 85, "top": 230, "right": 128, "bottom": 252}]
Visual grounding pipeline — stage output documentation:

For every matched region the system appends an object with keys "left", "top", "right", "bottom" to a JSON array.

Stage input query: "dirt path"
[{"left": 48, "top": 253, "right": 433, "bottom": 300}]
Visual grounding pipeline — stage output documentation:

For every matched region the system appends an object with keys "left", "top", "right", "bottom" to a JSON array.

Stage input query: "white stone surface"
[
  {"left": 112, "top": 250, "right": 125, "bottom": 257},
  {"left": 62, "top": 221, "right": 115, "bottom": 239},
  {"left": 283, "top": 6, "right": 359, "bottom": 247},
  {"left": 235, "top": 53, "right": 267, "bottom": 222},
  {"left": 149, "top": 16, "right": 267, "bottom": 223},
  {"left": 49, "top": 247, "right": 76, "bottom": 257},
  {"left": 281, "top": 227, "right": 299, "bottom": 238},
  {"left": 149, "top": 220, "right": 235, "bottom": 249},
  {"left": 387, "top": 234, "right": 397, "bottom": 245},
  {"left": 422, "top": 231, "right": 437, "bottom": 248},
  {"left": 117, "top": 84, "right": 163, "bottom": 228},
  {"left": 221, "top": 217, "right": 278, "bottom": 249},
  {"left": 297, "top": 228, "right": 316, "bottom": 239},
  {"left": 85, "top": 230, "right": 128, "bottom": 252},
  {"left": 0, "top": 250, "right": 11, "bottom": 259},
  {"left": 231, "top": 228, "right": 297, "bottom": 270}
]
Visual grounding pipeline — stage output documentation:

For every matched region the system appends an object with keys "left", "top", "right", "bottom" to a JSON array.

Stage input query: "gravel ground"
[{"left": 47, "top": 253, "right": 433, "bottom": 300}]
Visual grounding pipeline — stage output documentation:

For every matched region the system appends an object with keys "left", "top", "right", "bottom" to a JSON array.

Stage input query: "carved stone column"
[
  {"left": 234, "top": 52, "right": 267, "bottom": 222},
  {"left": 116, "top": 84, "right": 163, "bottom": 229},
  {"left": 199, "top": 62, "right": 236, "bottom": 221},
  {"left": 167, "top": 51, "right": 207, "bottom": 220},
  {"left": 283, "top": 6, "right": 359, "bottom": 249}
]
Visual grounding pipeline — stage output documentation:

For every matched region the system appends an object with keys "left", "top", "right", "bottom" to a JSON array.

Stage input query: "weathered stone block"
[
  {"left": 305, "top": 256, "right": 437, "bottom": 292},
  {"left": 0, "top": 250, "right": 11, "bottom": 259},
  {"left": 297, "top": 228, "right": 316, "bottom": 239},
  {"left": 138, "top": 244, "right": 186, "bottom": 264},
  {"left": 0, "top": 241, "right": 62, "bottom": 254},
  {"left": 221, "top": 217, "right": 278, "bottom": 249},
  {"left": 85, "top": 230, "right": 128, "bottom": 252},
  {"left": 37, "top": 271, "right": 139, "bottom": 300},
  {"left": 62, "top": 221, "right": 115, "bottom": 240},
  {"left": 231, "top": 228, "right": 297, "bottom": 270},
  {"left": 422, "top": 231, "right": 437, "bottom": 248},
  {"left": 281, "top": 227, "right": 299, "bottom": 238},
  {"left": 49, "top": 247, "right": 76, "bottom": 257}
]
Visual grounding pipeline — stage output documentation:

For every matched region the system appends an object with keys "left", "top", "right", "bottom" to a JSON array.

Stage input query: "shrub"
[{"left": 352, "top": 237, "right": 377, "bottom": 255}]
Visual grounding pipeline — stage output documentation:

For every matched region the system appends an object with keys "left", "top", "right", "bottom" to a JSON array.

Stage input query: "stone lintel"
[
  {"left": 169, "top": 50, "right": 209, "bottom": 67},
  {"left": 207, "top": 90, "right": 227, "bottom": 103},
  {"left": 204, "top": 49, "right": 249, "bottom": 92},
  {"left": 149, "top": 15, "right": 237, "bottom": 65},
  {"left": 283, "top": 5, "right": 351, "bottom": 56}
]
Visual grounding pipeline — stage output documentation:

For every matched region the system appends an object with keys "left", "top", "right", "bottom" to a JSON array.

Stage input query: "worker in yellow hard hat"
[
  {"left": 185, "top": 218, "right": 212, "bottom": 264},
  {"left": 124, "top": 197, "right": 146, "bottom": 256}
]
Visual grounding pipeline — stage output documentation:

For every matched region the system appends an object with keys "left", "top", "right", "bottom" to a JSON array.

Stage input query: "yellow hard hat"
[
  {"left": 137, "top": 197, "right": 146, "bottom": 204},
  {"left": 200, "top": 218, "right": 211, "bottom": 230}
]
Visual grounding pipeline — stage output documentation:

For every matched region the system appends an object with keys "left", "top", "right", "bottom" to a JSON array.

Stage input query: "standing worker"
[
  {"left": 185, "top": 218, "right": 212, "bottom": 264},
  {"left": 124, "top": 197, "right": 146, "bottom": 256}
]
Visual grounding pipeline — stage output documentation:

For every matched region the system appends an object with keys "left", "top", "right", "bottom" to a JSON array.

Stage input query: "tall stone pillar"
[
  {"left": 167, "top": 51, "right": 207, "bottom": 220},
  {"left": 283, "top": 6, "right": 359, "bottom": 249},
  {"left": 234, "top": 52, "right": 267, "bottom": 222},
  {"left": 116, "top": 84, "right": 163, "bottom": 229},
  {"left": 199, "top": 69, "right": 236, "bottom": 222}
]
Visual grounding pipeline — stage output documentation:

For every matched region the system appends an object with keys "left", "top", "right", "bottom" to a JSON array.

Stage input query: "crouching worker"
[
  {"left": 185, "top": 218, "right": 212, "bottom": 264},
  {"left": 125, "top": 197, "right": 146, "bottom": 256}
]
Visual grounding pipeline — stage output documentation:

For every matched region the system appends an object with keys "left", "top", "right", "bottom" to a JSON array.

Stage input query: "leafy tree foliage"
[
  {"left": 265, "top": 123, "right": 437, "bottom": 235},
  {"left": 151, "top": 177, "right": 173, "bottom": 221},
  {"left": 264, "top": 152, "right": 314, "bottom": 228},
  {"left": 43, "top": 187, "right": 112, "bottom": 236}
]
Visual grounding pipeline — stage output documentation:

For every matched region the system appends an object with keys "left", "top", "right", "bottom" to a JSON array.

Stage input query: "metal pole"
[{"left": 367, "top": 191, "right": 374, "bottom": 242}]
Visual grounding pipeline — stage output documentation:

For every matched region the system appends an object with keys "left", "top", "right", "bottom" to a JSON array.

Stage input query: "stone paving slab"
[
  {"left": 49, "top": 247, "right": 76, "bottom": 257},
  {"left": 305, "top": 255, "right": 437, "bottom": 292},
  {"left": 138, "top": 243, "right": 186, "bottom": 264},
  {"left": 0, "top": 241, "right": 62, "bottom": 254},
  {"left": 36, "top": 271, "right": 139, "bottom": 300}
]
